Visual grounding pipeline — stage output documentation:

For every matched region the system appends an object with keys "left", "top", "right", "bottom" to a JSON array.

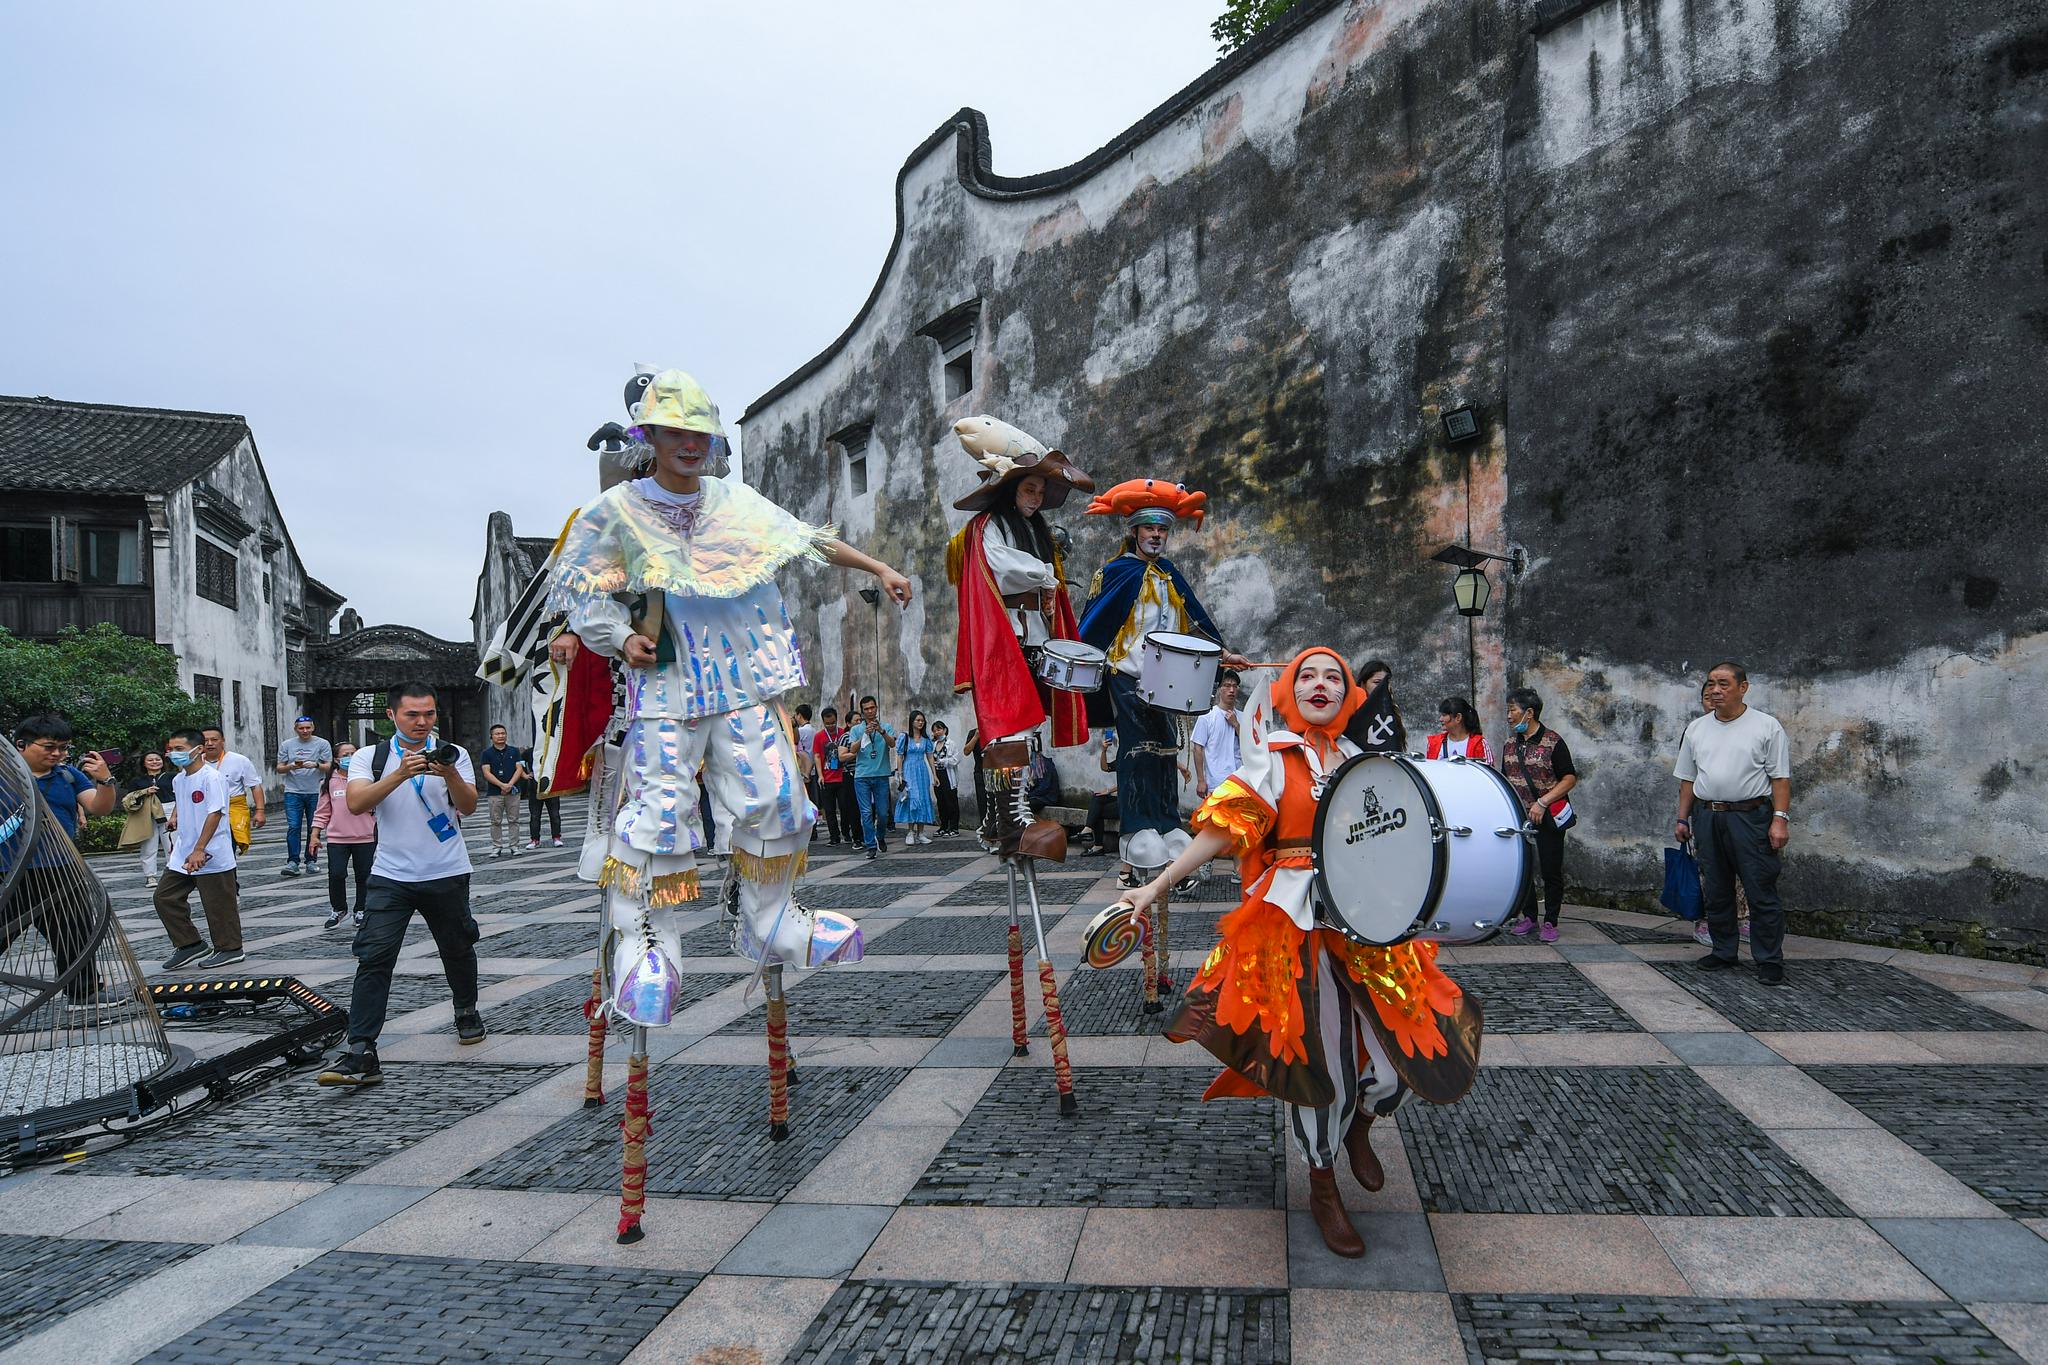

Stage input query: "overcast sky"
[{"left": 2, "top": 3, "right": 1222, "bottom": 637}]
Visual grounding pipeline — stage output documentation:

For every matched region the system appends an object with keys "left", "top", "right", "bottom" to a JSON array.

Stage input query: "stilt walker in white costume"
[{"left": 545, "top": 368, "right": 911, "bottom": 1243}]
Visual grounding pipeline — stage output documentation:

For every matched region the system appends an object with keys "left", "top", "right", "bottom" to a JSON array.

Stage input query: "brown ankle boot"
[
  {"left": 1344, "top": 1115, "right": 1385, "bottom": 1193},
  {"left": 1306, "top": 1166, "right": 1365, "bottom": 1257}
]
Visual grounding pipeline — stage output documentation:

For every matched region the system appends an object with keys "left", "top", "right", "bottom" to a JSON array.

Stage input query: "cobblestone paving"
[
  {"left": 458, "top": 1065, "right": 909, "bottom": 1200},
  {"left": 939, "top": 873, "right": 1100, "bottom": 906},
  {"left": 0, "top": 1234, "right": 203, "bottom": 1349},
  {"left": 1453, "top": 1294, "right": 2022, "bottom": 1364},
  {"left": 675, "top": 920, "right": 741, "bottom": 957},
  {"left": 21, "top": 821, "right": 2048, "bottom": 1365},
  {"left": 1440, "top": 963, "right": 1643, "bottom": 1033},
  {"left": 141, "top": 1251, "right": 701, "bottom": 1364},
  {"left": 796, "top": 879, "right": 929, "bottom": 909},
  {"left": 1030, "top": 967, "right": 1174, "bottom": 1036},
  {"left": 1652, "top": 957, "right": 2036, "bottom": 1032},
  {"left": 1805, "top": 1063, "right": 2048, "bottom": 1216},
  {"left": 478, "top": 920, "right": 612, "bottom": 960},
  {"left": 1591, "top": 918, "right": 1694, "bottom": 945},
  {"left": 867, "top": 913, "right": 1016, "bottom": 954},
  {"left": 245, "top": 919, "right": 440, "bottom": 957},
  {"left": 1402, "top": 1067, "right": 1851, "bottom": 1217},
  {"left": 717, "top": 970, "right": 1002, "bottom": 1037},
  {"left": 327, "top": 970, "right": 511, "bottom": 1017},
  {"left": 840, "top": 855, "right": 981, "bottom": 878},
  {"left": 482, "top": 970, "right": 745, "bottom": 1034},
  {"left": 786, "top": 1281, "right": 1290, "bottom": 1364},
  {"left": 910, "top": 1066, "right": 1286, "bottom": 1207},
  {"left": 80, "top": 1064, "right": 560, "bottom": 1181}
]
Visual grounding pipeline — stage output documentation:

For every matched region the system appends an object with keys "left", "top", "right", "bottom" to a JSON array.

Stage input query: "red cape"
[
  {"left": 952, "top": 514, "right": 1088, "bottom": 747},
  {"left": 537, "top": 644, "right": 614, "bottom": 798}
]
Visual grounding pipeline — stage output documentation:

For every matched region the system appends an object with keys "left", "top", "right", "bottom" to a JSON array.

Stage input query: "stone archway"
[{"left": 303, "top": 625, "right": 487, "bottom": 751}]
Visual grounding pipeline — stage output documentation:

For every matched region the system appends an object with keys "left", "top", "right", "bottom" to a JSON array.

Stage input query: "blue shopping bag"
[{"left": 1661, "top": 843, "right": 1703, "bottom": 921}]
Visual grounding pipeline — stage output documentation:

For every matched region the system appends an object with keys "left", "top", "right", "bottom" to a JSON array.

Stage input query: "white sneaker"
[{"left": 526, "top": 839, "right": 541, "bottom": 850}]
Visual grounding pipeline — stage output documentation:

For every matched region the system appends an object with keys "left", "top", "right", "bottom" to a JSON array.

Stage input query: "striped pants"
[{"left": 1288, "top": 949, "right": 1409, "bottom": 1168}]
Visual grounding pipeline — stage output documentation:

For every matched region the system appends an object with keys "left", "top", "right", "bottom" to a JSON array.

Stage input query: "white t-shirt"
[
  {"left": 216, "top": 751, "right": 262, "bottom": 799},
  {"left": 1673, "top": 706, "right": 1790, "bottom": 802},
  {"left": 796, "top": 724, "right": 819, "bottom": 769},
  {"left": 1190, "top": 705, "right": 1242, "bottom": 788},
  {"left": 170, "top": 762, "right": 237, "bottom": 873},
  {"left": 349, "top": 740, "right": 476, "bottom": 881}
]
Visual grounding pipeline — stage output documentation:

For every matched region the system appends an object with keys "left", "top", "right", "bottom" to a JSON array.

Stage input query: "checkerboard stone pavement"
[{"left": 6, "top": 812, "right": 2048, "bottom": 1364}]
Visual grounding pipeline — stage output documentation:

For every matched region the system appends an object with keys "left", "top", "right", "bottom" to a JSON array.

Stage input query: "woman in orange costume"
[{"left": 1125, "top": 649, "right": 1484, "bottom": 1258}]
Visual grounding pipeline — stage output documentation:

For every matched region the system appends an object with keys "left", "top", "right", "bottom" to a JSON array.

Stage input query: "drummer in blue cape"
[
  {"left": 1075, "top": 477, "right": 1252, "bottom": 1011},
  {"left": 1120, "top": 649, "right": 1486, "bottom": 1260}
]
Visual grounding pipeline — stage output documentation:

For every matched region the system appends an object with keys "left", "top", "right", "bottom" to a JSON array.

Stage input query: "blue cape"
[{"left": 1077, "top": 553, "right": 1221, "bottom": 652}]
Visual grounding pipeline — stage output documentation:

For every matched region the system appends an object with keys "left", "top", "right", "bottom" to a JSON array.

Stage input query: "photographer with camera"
[{"left": 319, "top": 681, "right": 484, "bottom": 1087}]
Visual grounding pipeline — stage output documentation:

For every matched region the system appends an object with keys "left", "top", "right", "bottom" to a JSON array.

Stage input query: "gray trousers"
[
  {"left": 1695, "top": 806, "right": 1784, "bottom": 965},
  {"left": 1288, "top": 950, "right": 1407, "bottom": 1168}
]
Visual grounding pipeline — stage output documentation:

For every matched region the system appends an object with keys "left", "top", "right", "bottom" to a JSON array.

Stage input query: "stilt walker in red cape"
[{"left": 946, "top": 415, "right": 1092, "bottom": 1114}]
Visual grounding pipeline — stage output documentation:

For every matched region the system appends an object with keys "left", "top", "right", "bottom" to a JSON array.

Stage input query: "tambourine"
[{"left": 1083, "top": 901, "right": 1150, "bottom": 969}]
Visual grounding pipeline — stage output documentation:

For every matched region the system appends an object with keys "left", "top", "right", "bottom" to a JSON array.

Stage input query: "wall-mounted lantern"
[{"left": 1431, "top": 544, "right": 1522, "bottom": 617}]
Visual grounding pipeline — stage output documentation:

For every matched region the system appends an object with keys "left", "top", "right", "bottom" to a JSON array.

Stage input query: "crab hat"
[
  {"left": 628, "top": 369, "right": 726, "bottom": 440},
  {"left": 1085, "top": 478, "right": 1208, "bottom": 530},
  {"left": 951, "top": 414, "right": 1095, "bottom": 513}
]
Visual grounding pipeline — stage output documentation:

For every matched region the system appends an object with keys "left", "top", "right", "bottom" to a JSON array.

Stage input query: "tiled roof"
[
  {"left": 0, "top": 394, "right": 250, "bottom": 495},
  {"left": 515, "top": 536, "right": 557, "bottom": 575}
]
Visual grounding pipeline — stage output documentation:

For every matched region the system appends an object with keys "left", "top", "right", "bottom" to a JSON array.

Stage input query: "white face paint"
[{"left": 1293, "top": 653, "right": 1348, "bottom": 728}]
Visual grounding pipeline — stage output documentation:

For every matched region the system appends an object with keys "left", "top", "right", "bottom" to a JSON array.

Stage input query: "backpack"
[{"left": 1027, "top": 753, "right": 1062, "bottom": 809}]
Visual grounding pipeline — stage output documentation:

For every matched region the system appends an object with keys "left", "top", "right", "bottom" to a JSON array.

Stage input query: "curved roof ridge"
[{"left": 740, "top": 0, "right": 1349, "bottom": 422}]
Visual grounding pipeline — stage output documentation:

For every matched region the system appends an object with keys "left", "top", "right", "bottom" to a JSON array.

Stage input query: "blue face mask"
[
  {"left": 166, "top": 749, "right": 195, "bottom": 768},
  {"left": 1512, "top": 721, "right": 1529, "bottom": 736}
]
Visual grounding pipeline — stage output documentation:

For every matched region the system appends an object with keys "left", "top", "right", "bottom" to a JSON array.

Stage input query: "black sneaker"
[
  {"left": 1694, "top": 952, "right": 1740, "bottom": 971},
  {"left": 161, "top": 943, "right": 210, "bottom": 971},
  {"left": 864, "top": 847, "right": 878, "bottom": 861},
  {"left": 200, "top": 949, "right": 247, "bottom": 969},
  {"left": 1756, "top": 961, "right": 1786, "bottom": 986},
  {"left": 318, "top": 1050, "right": 383, "bottom": 1086},
  {"left": 323, "top": 909, "right": 346, "bottom": 930},
  {"left": 455, "top": 1008, "right": 487, "bottom": 1045}
]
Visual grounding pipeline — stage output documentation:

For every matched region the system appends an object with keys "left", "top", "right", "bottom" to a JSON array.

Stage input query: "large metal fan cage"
[{"left": 1, "top": 740, "right": 175, "bottom": 1143}]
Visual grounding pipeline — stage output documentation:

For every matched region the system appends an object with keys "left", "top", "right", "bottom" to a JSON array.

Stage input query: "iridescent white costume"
[{"left": 549, "top": 472, "right": 865, "bottom": 1025}]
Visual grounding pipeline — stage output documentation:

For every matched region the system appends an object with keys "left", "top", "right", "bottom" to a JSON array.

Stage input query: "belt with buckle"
[{"left": 1701, "top": 797, "right": 1767, "bottom": 812}]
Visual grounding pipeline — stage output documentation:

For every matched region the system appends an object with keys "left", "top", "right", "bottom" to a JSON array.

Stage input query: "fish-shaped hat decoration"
[{"left": 952, "top": 415, "right": 1096, "bottom": 512}]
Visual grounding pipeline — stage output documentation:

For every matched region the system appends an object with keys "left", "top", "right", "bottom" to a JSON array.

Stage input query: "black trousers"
[
  {"left": 819, "top": 780, "right": 858, "bottom": 842},
  {"left": 1696, "top": 805, "right": 1785, "bottom": 965},
  {"left": 936, "top": 781, "right": 960, "bottom": 834},
  {"left": 326, "top": 841, "right": 374, "bottom": 919},
  {"left": 346, "top": 874, "right": 480, "bottom": 1048},
  {"left": 527, "top": 796, "right": 562, "bottom": 840},
  {"left": 1515, "top": 821, "right": 1568, "bottom": 925},
  {"left": 1083, "top": 791, "right": 1120, "bottom": 854}
]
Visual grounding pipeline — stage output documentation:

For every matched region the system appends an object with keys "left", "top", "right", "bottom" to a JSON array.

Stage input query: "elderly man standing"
[{"left": 1674, "top": 661, "right": 1793, "bottom": 985}]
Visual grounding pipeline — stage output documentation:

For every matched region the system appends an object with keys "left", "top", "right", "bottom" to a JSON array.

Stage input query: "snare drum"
[
  {"left": 1311, "top": 753, "right": 1531, "bottom": 947},
  {"left": 1035, "top": 639, "right": 1108, "bottom": 694},
  {"left": 1136, "top": 631, "right": 1222, "bottom": 713}
]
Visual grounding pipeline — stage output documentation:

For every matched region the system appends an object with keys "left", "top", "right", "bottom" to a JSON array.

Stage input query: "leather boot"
[
  {"left": 1343, "top": 1115, "right": 1385, "bottom": 1193},
  {"left": 1306, "top": 1166, "right": 1365, "bottom": 1258}
]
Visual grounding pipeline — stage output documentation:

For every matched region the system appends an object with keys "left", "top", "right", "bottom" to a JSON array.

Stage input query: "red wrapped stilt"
[
  {"left": 1007, "top": 920, "right": 1029, "bottom": 1057},
  {"left": 616, "top": 1048, "right": 649, "bottom": 1243},
  {"left": 582, "top": 964, "right": 607, "bottom": 1108}
]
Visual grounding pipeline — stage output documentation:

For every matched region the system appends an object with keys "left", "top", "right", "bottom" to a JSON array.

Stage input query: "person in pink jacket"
[{"left": 311, "top": 740, "right": 377, "bottom": 929}]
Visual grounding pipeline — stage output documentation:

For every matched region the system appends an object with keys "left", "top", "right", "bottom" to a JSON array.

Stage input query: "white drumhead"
[
  {"left": 1314, "top": 754, "right": 1441, "bottom": 944},
  {"left": 1044, "top": 640, "right": 1105, "bottom": 665},
  {"left": 1143, "top": 631, "right": 1222, "bottom": 659},
  {"left": 1414, "top": 757, "right": 1529, "bottom": 943}
]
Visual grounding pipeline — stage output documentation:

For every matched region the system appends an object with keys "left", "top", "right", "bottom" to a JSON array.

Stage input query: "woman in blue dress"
[{"left": 894, "top": 711, "right": 938, "bottom": 845}]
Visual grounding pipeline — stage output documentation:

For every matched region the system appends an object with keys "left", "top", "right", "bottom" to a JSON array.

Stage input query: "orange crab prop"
[{"left": 1086, "top": 479, "right": 1207, "bottom": 527}]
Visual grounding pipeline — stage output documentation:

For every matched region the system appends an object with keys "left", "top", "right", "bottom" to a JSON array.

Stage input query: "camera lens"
[{"left": 429, "top": 744, "right": 460, "bottom": 766}]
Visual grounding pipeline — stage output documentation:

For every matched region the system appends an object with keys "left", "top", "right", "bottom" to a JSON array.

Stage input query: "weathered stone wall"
[
  {"left": 742, "top": 0, "right": 2047, "bottom": 954},
  {"left": 1502, "top": 0, "right": 2048, "bottom": 951}
]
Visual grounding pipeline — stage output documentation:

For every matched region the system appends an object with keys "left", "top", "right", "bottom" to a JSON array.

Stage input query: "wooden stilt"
[
  {"left": 581, "top": 963, "right": 607, "bottom": 1108},
  {"left": 1155, "top": 888, "right": 1173, "bottom": 997},
  {"left": 1022, "top": 862, "right": 1077, "bottom": 1117},
  {"left": 767, "top": 965, "right": 790, "bottom": 1141},
  {"left": 616, "top": 1034, "right": 649, "bottom": 1244},
  {"left": 1007, "top": 901, "right": 1029, "bottom": 1058}
]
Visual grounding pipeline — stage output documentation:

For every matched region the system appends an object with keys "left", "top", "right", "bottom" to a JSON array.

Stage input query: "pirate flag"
[{"left": 1345, "top": 677, "right": 1407, "bottom": 754}]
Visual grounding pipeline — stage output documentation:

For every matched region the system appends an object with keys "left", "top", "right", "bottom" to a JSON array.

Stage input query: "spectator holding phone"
[
  {"left": 1499, "top": 688, "right": 1578, "bottom": 944},
  {"left": 319, "top": 681, "right": 483, "bottom": 1087},
  {"left": 312, "top": 740, "right": 376, "bottom": 930},
  {"left": 274, "top": 716, "right": 333, "bottom": 877},
  {"left": 6, "top": 715, "right": 116, "bottom": 998}
]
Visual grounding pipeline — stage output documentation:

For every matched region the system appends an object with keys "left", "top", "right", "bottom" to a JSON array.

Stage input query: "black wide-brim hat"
[{"left": 953, "top": 448, "right": 1095, "bottom": 513}]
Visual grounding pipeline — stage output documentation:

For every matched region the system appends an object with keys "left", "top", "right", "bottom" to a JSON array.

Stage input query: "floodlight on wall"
[{"left": 1441, "top": 405, "right": 1481, "bottom": 444}]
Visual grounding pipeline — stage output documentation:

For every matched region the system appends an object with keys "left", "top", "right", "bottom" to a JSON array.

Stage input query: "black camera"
[{"left": 428, "top": 743, "right": 461, "bottom": 767}]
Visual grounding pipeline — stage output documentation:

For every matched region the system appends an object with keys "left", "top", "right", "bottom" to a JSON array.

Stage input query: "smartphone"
[{"left": 94, "top": 749, "right": 124, "bottom": 769}]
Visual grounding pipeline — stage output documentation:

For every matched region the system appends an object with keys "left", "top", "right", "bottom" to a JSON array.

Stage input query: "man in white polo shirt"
[
  {"left": 320, "top": 681, "right": 483, "bottom": 1086},
  {"left": 1674, "top": 660, "right": 1793, "bottom": 985},
  {"left": 202, "top": 725, "right": 265, "bottom": 856}
]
